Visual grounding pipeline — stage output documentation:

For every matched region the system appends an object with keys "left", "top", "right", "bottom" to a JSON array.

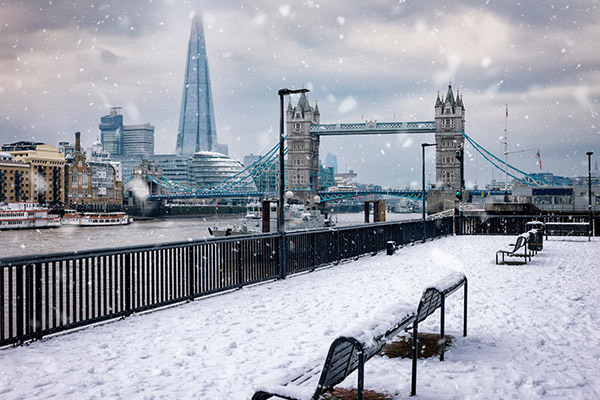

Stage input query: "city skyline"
[{"left": 0, "top": 0, "right": 598, "bottom": 188}]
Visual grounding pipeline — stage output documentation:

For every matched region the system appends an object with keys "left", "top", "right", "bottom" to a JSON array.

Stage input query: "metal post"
[
  {"left": 278, "top": 92, "right": 286, "bottom": 278},
  {"left": 421, "top": 143, "right": 436, "bottom": 243},
  {"left": 422, "top": 144, "right": 426, "bottom": 243},
  {"left": 587, "top": 151, "right": 593, "bottom": 242},
  {"left": 277, "top": 88, "right": 309, "bottom": 279}
]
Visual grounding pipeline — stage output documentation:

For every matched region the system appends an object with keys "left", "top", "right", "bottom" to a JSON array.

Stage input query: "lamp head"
[{"left": 278, "top": 88, "right": 310, "bottom": 96}]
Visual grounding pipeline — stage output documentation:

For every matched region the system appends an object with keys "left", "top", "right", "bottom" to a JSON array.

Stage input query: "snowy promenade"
[{"left": 1, "top": 236, "right": 599, "bottom": 399}]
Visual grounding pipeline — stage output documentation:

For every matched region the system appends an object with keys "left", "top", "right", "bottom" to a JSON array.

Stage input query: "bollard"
[{"left": 386, "top": 241, "right": 396, "bottom": 255}]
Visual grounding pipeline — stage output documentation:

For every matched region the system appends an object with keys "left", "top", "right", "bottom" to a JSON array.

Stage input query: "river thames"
[{"left": 2, "top": 213, "right": 421, "bottom": 259}]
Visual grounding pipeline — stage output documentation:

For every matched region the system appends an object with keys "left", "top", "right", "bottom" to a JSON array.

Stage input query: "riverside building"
[
  {"left": 1, "top": 141, "right": 65, "bottom": 205},
  {"left": 64, "top": 132, "right": 123, "bottom": 210}
]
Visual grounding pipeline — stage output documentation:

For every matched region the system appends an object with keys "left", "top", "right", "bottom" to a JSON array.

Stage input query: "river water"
[{"left": 1, "top": 212, "right": 421, "bottom": 259}]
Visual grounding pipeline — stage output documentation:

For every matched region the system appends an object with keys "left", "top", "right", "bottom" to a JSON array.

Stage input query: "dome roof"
[{"left": 190, "top": 152, "right": 256, "bottom": 191}]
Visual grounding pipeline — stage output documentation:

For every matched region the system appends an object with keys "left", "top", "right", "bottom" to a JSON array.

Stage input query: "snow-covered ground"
[{"left": 1, "top": 236, "right": 599, "bottom": 399}]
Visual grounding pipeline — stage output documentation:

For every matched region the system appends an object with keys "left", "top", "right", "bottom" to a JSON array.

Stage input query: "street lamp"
[
  {"left": 278, "top": 88, "right": 309, "bottom": 278},
  {"left": 587, "top": 151, "right": 594, "bottom": 242},
  {"left": 422, "top": 143, "right": 436, "bottom": 243}
]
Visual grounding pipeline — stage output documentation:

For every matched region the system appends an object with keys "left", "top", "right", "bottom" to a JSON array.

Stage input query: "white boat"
[
  {"left": 0, "top": 202, "right": 61, "bottom": 230},
  {"left": 209, "top": 201, "right": 334, "bottom": 237},
  {"left": 61, "top": 210, "right": 133, "bottom": 226}
]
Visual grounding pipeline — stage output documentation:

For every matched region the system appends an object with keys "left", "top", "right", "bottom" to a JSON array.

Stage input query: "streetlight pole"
[
  {"left": 422, "top": 143, "right": 436, "bottom": 243},
  {"left": 277, "top": 87, "right": 309, "bottom": 278},
  {"left": 587, "top": 151, "right": 594, "bottom": 242}
]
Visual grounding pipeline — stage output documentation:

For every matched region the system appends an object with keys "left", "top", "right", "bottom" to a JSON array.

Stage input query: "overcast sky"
[{"left": 0, "top": 0, "right": 598, "bottom": 188}]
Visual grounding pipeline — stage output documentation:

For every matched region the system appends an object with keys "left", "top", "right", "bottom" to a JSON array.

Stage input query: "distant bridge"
[
  {"left": 147, "top": 189, "right": 424, "bottom": 202},
  {"left": 309, "top": 121, "right": 436, "bottom": 136}
]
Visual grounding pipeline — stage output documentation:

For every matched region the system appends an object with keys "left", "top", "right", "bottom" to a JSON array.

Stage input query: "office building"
[
  {"left": 190, "top": 151, "right": 254, "bottom": 190},
  {"left": 324, "top": 152, "right": 338, "bottom": 174},
  {"left": 176, "top": 14, "right": 227, "bottom": 156},
  {"left": 99, "top": 107, "right": 124, "bottom": 156},
  {"left": 123, "top": 123, "right": 155, "bottom": 156},
  {"left": 99, "top": 107, "right": 155, "bottom": 157}
]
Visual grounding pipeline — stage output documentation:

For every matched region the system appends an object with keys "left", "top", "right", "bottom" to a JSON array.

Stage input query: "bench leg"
[
  {"left": 463, "top": 279, "right": 468, "bottom": 337},
  {"left": 440, "top": 294, "right": 445, "bottom": 362},
  {"left": 357, "top": 349, "right": 365, "bottom": 400},
  {"left": 411, "top": 321, "right": 418, "bottom": 396}
]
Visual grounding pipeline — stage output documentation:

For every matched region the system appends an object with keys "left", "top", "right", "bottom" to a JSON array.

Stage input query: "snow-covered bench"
[
  {"left": 410, "top": 272, "right": 468, "bottom": 395},
  {"left": 544, "top": 221, "right": 589, "bottom": 238},
  {"left": 495, "top": 232, "right": 533, "bottom": 265},
  {"left": 252, "top": 272, "right": 468, "bottom": 400}
]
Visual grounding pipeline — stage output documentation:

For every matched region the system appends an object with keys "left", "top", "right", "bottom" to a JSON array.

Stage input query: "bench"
[
  {"left": 252, "top": 272, "right": 468, "bottom": 399},
  {"left": 544, "top": 221, "right": 589, "bottom": 238},
  {"left": 410, "top": 273, "right": 468, "bottom": 395},
  {"left": 495, "top": 233, "right": 532, "bottom": 265}
]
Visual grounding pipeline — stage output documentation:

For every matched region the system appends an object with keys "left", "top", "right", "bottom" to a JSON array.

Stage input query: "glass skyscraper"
[{"left": 176, "top": 14, "right": 219, "bottom": 157}]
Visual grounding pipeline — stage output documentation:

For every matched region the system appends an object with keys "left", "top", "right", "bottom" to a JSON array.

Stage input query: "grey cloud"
[{"left": 0, "top": 0, "right": 599, "bottom": 186}]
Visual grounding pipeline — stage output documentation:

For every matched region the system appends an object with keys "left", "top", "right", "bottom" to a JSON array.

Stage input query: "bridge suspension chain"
[{"left": 462, "top": 131, "right": 550, "bottom": 187}]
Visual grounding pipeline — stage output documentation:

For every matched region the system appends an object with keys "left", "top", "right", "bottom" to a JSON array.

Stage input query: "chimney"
[{"left": 75, "top": 131, "right": 81, "bottom": 153}]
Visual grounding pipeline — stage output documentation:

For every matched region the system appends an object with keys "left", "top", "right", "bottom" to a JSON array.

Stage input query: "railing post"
[
  {"left": 311, "top": 233, "right": 316, "bottom": 270},
  {"left": 124, "top": 253, "right": 131, "bottom": 313},
  {"left": 337, "top": 230, "right": 341, "bottom": 264},
  {"left": 0, "top": 264, "right": 4, "bottom": 342},
  {"left": 16, "top": 265, "right": 23, "bottom": 343},
  {"left": 236, "top": 241, "right": 243, "bottom": 287},
  {"left": 279, "top": 233, "right": 286, "bottom": 279},
  {"left": 35, "top": 263, "right": 43, "bottom": 337},
  {"left": 188, "top": 246, "right": 195, "bottom": 296}
]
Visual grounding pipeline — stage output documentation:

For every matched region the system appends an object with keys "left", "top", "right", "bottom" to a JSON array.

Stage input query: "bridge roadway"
[
  {"left": 309, "top": 121, "right": 436, "bottom": 135},
  {"left": 147, "top": 189, "right": 425, "bottom": 202}
]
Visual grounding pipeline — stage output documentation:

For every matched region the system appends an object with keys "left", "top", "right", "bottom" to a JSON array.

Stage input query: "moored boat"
[
  {"left": 208, "top": 201, "right": 333, "bottom": 237},
  {"left": 0, "top": 202, "right": 61, "bottom": 230},
  {"left": 61, "top": 210, "right": 133, "bottom": 226}
]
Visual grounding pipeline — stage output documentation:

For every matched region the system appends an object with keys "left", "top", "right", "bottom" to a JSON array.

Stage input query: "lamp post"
[
  {"left": 587, "top": 151, "right": 594, "bottom": 242},
  {"left": 278, "top": 88, "right": 309, "bottom": 278},
  {"left": 422, "top": 143, "right": 436, "bottom": 243}
]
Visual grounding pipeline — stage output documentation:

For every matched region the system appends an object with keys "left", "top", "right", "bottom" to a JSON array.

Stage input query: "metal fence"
[
  {"left": 457, "top": 215, "right": 598, "bottom": 236},
  {"left": 0, "top": 217, "right": 453, "bottom": 346}
]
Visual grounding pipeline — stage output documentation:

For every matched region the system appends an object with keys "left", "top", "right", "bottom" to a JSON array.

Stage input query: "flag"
[
  {"left": 506, "top": 105, "right": 508, "bottom": 118},
  {"left": 536, "top": 151, "right": 542, "bottom": 170}
]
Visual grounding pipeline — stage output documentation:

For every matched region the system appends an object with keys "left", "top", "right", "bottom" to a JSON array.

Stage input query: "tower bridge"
[{"left": 286, "top": 83, "right": 465, "bottom": 206}]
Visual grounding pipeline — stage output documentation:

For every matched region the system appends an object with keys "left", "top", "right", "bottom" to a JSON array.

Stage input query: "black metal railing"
[
  {"left": 1, "top": 217, "right": 453, "bottom": 347},
  {"left": 457, "top": 215, "right": 598, "bottom": 236}
]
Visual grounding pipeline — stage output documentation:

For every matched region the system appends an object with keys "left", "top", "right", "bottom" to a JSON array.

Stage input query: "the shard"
[{"left": 176, "top": 14, "right": 218, "bottom": 156}]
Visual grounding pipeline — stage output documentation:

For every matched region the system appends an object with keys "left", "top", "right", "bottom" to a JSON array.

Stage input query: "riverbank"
[{"left": 1, "top": 213, "right": 421, "bottom": 259}]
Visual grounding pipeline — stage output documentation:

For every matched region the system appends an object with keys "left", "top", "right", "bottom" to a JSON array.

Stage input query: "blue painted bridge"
[
  {"left": 147, "top": 189, "right": 425, "bottom": 202},
  {"left": 309, "top": 121, "right": 436, "bottom": 135}
]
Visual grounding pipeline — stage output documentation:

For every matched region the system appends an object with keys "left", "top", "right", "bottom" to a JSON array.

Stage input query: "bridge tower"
[
  {"left": 286, "top": 93, "right": 320, "bottom": 206},
  {"left": 434, "top": 83, "right": 465, "bottom": 190}
]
